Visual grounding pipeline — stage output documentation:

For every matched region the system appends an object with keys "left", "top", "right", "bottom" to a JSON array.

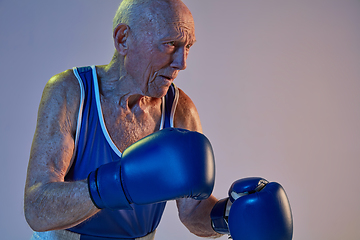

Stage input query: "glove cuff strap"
[
  {"left": 88, "top": 169, "right": 104, "bottom": 209},
  {"left": 88, "top": 161, "right": 132, "bottom": 210},
  {"left": 210, "top": 198, "right": 230, "bottom": 234}
]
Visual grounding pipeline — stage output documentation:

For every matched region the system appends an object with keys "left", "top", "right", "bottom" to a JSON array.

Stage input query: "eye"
[
  {"left": 186, "top": 44, "right": 192, "bottom": 50},
  {"left": 166, "top": 41, "right": 175, "bottom": 47}
]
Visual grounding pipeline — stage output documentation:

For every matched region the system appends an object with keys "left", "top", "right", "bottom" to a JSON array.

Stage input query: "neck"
[{"left": 97, "top": 52, "right": 144, "bottom": 109}]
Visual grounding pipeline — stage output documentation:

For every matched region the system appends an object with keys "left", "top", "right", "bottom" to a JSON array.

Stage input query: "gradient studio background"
[{"left": 1, "top": 0, "right": 360, "bottom": 239}]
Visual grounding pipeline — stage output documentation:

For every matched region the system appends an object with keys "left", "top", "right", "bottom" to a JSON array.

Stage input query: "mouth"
[{"left": 159, "top": 75, "right": 174, "bottom": 82}]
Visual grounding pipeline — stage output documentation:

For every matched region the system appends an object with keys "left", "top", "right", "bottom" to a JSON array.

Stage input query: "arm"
[
  {"left": 174, "top": 88, "right": 222, "bottom": 238},
  {"left": 24, "top": 70, "right": 99, "bottom": 232}
]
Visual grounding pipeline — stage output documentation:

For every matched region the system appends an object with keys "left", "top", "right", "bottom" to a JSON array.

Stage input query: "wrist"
[{"left": 210, "top": 198, "right": 231, "bottom": 235}]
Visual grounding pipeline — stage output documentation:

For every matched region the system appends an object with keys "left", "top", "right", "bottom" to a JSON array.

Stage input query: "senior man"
[{"left": 24, "top": 1, "right": 293, "bottom": 240}]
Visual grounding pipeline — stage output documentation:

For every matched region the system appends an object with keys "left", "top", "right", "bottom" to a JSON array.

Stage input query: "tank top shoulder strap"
[
  {"left": 71, "top": 66, "right": 94, "bottom": 162},
  {"left": 162, "top": 83, "right": 179, "bottom": 129},
  {"left": 73, "top": 66, "right": 92, "bottom": 91}
]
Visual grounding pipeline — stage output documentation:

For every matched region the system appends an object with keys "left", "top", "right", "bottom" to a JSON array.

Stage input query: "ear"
[{"left": 113, "top": 23, "right": 130, "bottom": 55}]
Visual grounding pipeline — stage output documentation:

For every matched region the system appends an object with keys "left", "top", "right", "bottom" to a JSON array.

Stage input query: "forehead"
[
  {"left": 143, "top": 1, "right": 196, "bottom": 42},
  {"left": 158, "top": 18, "right": 195, "bottom": 42}
]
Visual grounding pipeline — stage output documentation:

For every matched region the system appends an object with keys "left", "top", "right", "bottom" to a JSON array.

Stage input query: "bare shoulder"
[
  {"left": 42, "top": 69, "right": 80, "bottom": 108},
  {"left": 174, "top": 87, "right": 202, "bottom": 133},
  {"left": 39, "top": 69, "right": 81, "bottom": 131},
  {"left": 47, "top": 68, "right": 79, "bottom": 89}
]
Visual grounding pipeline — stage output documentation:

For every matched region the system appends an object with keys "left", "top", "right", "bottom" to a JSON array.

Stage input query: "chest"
[{"left": 101, "top": 102, "right": 162, "bottom": 153}]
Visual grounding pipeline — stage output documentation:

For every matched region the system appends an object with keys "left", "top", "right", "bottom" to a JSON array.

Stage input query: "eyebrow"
[{"left": 161, "top": 34, "right": 196, "bottom": 45}]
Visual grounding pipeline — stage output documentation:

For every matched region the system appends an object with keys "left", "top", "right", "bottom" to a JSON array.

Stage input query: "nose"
[{"left": 170, "top": 47, "right": 187, "bottom": 70}]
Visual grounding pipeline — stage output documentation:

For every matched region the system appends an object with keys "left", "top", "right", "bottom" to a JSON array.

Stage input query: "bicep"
[
  {"left": 27, "top": 124, "right": 75, "bottom": 185},
  {"left": 26, "top": 73, "right": 80, "bottom": 190}
]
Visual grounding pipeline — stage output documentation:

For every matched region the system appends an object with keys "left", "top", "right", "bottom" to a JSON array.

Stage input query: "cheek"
[
  {"left": 125, "top": 50, "right": 152, "bottom": 74},
  {"left": 126, "top": 45, "right": 171, "bottom": 80},
  {"left": 154, "top": 51, "right": 172, "bottom": 69}
]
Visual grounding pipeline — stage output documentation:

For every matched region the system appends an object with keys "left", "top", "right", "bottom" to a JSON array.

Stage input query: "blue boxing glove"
[
  {"left": 211, "top": 177, "right": 293, "bottom": 240},
  {"left": 88, "top": 128, "right": 215, "bottom": 209}
]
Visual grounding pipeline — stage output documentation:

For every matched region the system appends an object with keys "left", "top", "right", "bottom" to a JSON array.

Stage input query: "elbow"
[
  {"left": 25, "top": 217, "right": 44, "bottom": 232},
  {"left": 24, "top": 198, "right": 52, "bottom": 232},
  {"left": 24, "top": 205, "right": 44, "bottom": 232},
  {"left": 24, "top": 183, "right": 55, "bottom": 232},
  {"left": 25, "top": 211, "right": 55, "bottom": 232}
]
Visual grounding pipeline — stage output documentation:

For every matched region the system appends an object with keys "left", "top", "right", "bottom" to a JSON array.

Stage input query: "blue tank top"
[{"left": 64, "top": 66, "right": 179, "bottom": 240}]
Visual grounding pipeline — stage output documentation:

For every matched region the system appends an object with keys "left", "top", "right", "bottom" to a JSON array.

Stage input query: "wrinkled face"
[{"left": 124, "top": 3, "right": 196, "bottom": 98}]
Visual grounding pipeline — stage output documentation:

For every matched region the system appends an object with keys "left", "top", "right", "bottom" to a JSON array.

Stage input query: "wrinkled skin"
[{"left": 24, "top": 0, "right": 221, "bottom": 238}]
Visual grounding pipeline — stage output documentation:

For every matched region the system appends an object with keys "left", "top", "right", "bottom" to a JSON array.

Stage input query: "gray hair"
[{"left": 112, "top": 0, "right": 158, "bottom": 38}]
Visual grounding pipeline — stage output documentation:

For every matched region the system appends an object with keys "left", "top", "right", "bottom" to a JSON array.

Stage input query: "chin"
[
  {"left": 154, "top": 90, "right": 168, "bottom": 99},
  {"left": 149, "top": 84, "right": 171, "bottom": 99}
]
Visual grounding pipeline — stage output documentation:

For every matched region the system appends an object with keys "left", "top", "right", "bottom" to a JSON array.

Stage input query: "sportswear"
[{"left": 63, "top": 65, "right": 179, "bottom": 239}]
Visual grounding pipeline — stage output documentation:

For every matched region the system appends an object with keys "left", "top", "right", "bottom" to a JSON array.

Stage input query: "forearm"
[
  {"left": 24, "top": 179, "right": 99, "bottom": 232},
  {"left": 177, "top": 195, "right": 223, "bottom": 238}
]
